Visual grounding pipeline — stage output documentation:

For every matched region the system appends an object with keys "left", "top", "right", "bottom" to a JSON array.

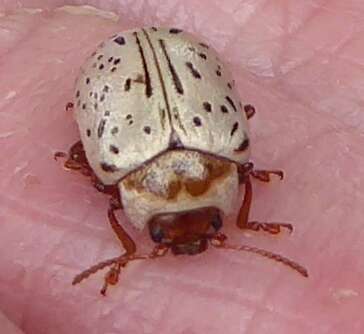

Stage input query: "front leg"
[{"left": 237, "top": 164, "right": 293, "bottom": 234}]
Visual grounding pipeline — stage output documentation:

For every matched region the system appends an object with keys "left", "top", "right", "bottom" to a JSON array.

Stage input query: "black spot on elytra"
[
  {"left": 126, "top": 114, "right": 132, "bottom": 120},
  {"left": 111, "top": 67, "right": 117, "bottom": 72},
  {"left": 98, "top": 119, "right": 106, "bottom": 138},
  {"left": 100, "top": 94, "right": 105, "bottom": 102},
  {"left": 109, "top": 145, "right": 119, "bottom": 154},
  {"left": 124, "top": 78, "right": 131, "bottom": 91},
  {"left": 234, "top": 138, "right": 250, "bottom": 152},
  {"left": 82, "top": 103, "right": 86, "bottom": 110},
  {"left": 216, "top": 70, "right": 221, "bottom": 76},
  {"left": 143, "top": 126, "right": 151, "bottom": 134},
  {"left": 104, "top": 110, "right": 110, "bottom": 116},
  {"left": 169, "top": 28, "right": 183, "bottom": 34},
  {"left": 86, "top": 78, "right": 90, "bottom": 84},
  {"left": 113, "top": 58, "right": 121, "bottom": 65},
  {"left": 203, "top": 102, "right": 212, "bottom": 112},
  {"left": 111, "top": 126, "right": 119, "bottom": 135},
  {"left": 114, "top": 36, "right": 125, "bottom": 45},
  {"left": 108, "top": 56, "right": 114, "bottom": 62},
  {"left": 128, "top": 120, "right": 134, "bottom": 125},
  {"left": 86, "top": 129, "right": 91, "bottom": 137},
  {"left": 230, "top": 122, "right": 239, "bottom": 136},
  {"left": 99, "top": 64, "right": 104, "bottom": 70},
  {"left": 199, "top": 42, "right": 209, "bottom": 49},
  {"left": 193, "top": 116, "right": 202, "bottom": 127},
  {"left": 103, "top": 85, "right": 109, "bottom": 93},
  {"left": 220, "top": 105, "right": 228, "bottom": 113},
  {"left": 97, "top": 54, "right": 103, "bottom": 60},
  {"left": 227, "top": 82, "right": 232, "bottom": 89},
  {"left": 199, "top": 53, "right": 207, "bottom": 60},
  {"left": 100, "top": 162, "right": 118, "bottom": 172},
  {"left": 225, "top": 96, "right": 237, "bottom": 112},
  {"left": 186, "top": 62, "right": 201, "bottom": 79}
]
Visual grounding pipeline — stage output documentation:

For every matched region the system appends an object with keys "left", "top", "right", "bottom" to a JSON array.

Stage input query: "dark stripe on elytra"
[
  {"left": 234, "top": 138, "right": 250, "bottom": 152},
  {"left": 142, "top": 29, "right": 172, "bottom": 130},
  {"left": 159, "top": 39, "right": 184, "bottom": 95},
  {"left": 225, "top": 96, "right": 237, "bottom": 112},
  {"left": 185, "top": 62, "right": 201, "bottom": 79},
  {"left": 230, "top": 122, "right": 239, "bottom": 136},
  {"left": 133, "top": 32, "right": 152, "bottom": 98},
  {"left": 124, "top": 78, "right": 131, "bottom": 91},
  {"left": 98, "top": 119, "right": 106, "bottom": 138}
]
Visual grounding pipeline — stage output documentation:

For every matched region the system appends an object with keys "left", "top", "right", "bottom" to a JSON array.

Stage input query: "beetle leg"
[
  {"left": 244, "top": 104, "right": 256, "bottom": 119},
  {"left": 251, "top": 169, "right": 284, "bottom": 182},
  {"left": 237, "top": 176, "right": 293, "bottom": 234}
]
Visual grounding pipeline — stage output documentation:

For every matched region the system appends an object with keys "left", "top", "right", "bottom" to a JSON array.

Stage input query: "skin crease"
[{"left": 0, "top": 0, "right": 363, "bottom": 333}]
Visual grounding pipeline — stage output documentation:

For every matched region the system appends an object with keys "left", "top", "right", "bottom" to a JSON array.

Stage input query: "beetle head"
[{"left": 148, "top": 206, "right": 222, "bottom": 255}]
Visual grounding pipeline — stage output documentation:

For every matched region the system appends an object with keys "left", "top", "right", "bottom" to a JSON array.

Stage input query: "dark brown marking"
[
  {"left": 234, "top": 138, "right": 250, "bottom": 152},
  {"left": 199, "top": 53, "right": 207, "bottom": 60},
  {"left": 159, "top": 39, "right": 184, "bottom": 95},
  {"left": 227, "top": 82, "right": 232, "bottom": 89},
  {"left": 113, "top": 58, "right": 121, "bottom": 65},
  {"left": 199, "top": 42, "right": 209, "bottom": 49},
  {"left": 193, "top": 116, "right": 202, "bottom": 127},
  {"left": 169, "top": 28, "right": 183, "bottom": 34},
  {"left": 151, "top": 27, "right": 158, "bottom": 31},
  {"left": 134, "top": 74, "right": 145, "bottom": 83},
  {"left": 114, "top": 36, "right": 125, "bottom": 45},
  {"left": 133, "top": 32, "right": 152, "bottom": 98},
  {"left": 86, "top": 129, "right": 91, "bottom": 137},
  {"left": 110, "top": 145, "right": 119, "bottom": 154},
  {"left": 225, "top": 96, "right": 237, "bottom": 112},
  {"left": 103, "top": 85, "right": 109, "bottom": 93},
  {"left": 99, "top": 64, "right": 104, "bottom": 70},
  {"left": 143, "top": 126, "right": 151, "bottom": 134},
  {"left": 82, "top": 103, "right": 86, "bottom": 110},
  {"left": 76, "top": 90, "right": 80, "bottom": 98},
  {"left": 94, "top": 92, "right": 98, "bottom": 99},
  {"left": 98, "top": 119, "right": 106, "bottom": 138},
  {"left": 100, "top": 94, "right": 105, "bottom": 102},
  {"left": 97, "top": 55, "right": 103, "bottom": 60},
  {"left": 111, "top": 126, "right": 119, "bottom": 135},
  {"left": 216, "top": 70, "right": 221, "bottom": 76},
  {"left": 186, "top": 62, "right": 201, "bottom": 79},
  {"left": 104, "top": 110, "right": 110, "bottom": 116},
  {"left": 86, "top": 78, "right": 90, "bottom": 84},
  {"left": 230, "top": 122, "right": 239, "bottom": 136},
  {"left": 101, "top": 162, "right": 118, "bottom": 172},
  {"left": 126, "top": 114, "right": 132, "bottom": 120},
  {"left": 111, "top": 67, "right": 117, "bottom": 72},
  {"left": 188, "top": 47, "right": 196, "bottom": 52},
  {"left": 124, "top": 78, "right": 131, "bottom": 91},
  {"left": 129, "top": 120, "right": 134, "bottom": 125},
  {"left": 203, "top": 102, "right": 212, "bottom": 112},
  {"left": 89, "top": 91, "right": 93, "bottom": 97},
  {"left": 108, "top": 56, "right": 113, "bottom": 62},
  {"left": 91, "top": 51, "right": 96, "bottom": 57},
  {"left": 221, "top": 105, "right": 229, "bottom": 113}
]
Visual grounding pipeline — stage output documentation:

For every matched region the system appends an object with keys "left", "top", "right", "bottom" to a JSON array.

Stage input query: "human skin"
[{"left": 0, "top": 1, "right": 363, "bottom": 333}]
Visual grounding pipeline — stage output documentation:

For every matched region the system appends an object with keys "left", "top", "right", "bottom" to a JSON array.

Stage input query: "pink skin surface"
[{"left": 1, "top": 1, "right": 363, "bottom": 333}]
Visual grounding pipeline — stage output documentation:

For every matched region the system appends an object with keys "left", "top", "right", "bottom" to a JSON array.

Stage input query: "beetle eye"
[
  {"left": 150, "top": 226, "right": 164, "bottom": 243},
  {"left": 211, "top": 214, "right": 222, "bottom": 231}
]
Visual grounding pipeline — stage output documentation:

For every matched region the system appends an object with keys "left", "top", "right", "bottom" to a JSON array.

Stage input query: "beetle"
[{"left": 56, "top": 27, "right": 308, "bottom": 295}]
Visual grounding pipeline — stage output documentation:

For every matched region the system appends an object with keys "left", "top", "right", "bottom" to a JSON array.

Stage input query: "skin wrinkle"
[{"left": 1, "top": 1, "right": 364, "bottom": 333}]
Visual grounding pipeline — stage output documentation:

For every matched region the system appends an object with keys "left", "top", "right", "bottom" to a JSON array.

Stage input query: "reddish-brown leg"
[
  {"left": 251, "top": 169, "right": 284, "bottom": 182},
  {"left": 237, "top": 176, "right": 293, "bottom": 234},
  {"left": 55, "top": 140, "right": 117, "bottom": 196}
]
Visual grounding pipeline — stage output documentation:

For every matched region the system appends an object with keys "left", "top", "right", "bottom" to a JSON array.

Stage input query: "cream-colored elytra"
[
  {"left": 74, "top": 27, "right": 250, "bottom": 187},
  {"left": 118, "top": 150, "right": 240, "bottom": 229}
]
